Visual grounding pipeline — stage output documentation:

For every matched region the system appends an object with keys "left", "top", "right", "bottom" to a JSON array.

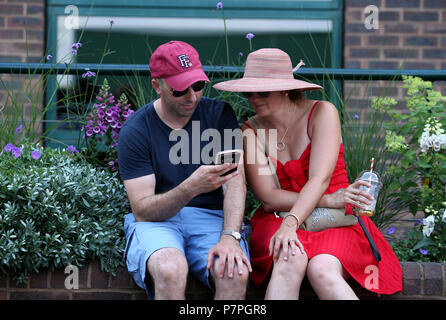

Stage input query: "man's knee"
[
  {"left": 148, "top": 248, "right": 188, "bottom": 288},
  {"left": 211, "top": 259, "right": 250, "bottom": 288}
]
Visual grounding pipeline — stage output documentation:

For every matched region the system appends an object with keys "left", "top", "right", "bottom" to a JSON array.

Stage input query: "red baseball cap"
[{"left": 149, "top": 41, "right": 210, "bottom": 91}]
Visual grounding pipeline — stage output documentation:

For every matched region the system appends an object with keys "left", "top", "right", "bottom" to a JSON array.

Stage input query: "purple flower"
[
  {"left": 414, "top": 219, "right": 423, "bottom": 226},
  {"left": 387, "top": 227, "right": 395, "bottom": 235},
  {"left": 16, "top": 124, "right": 22, "bottom": 133},
  {"left": 31, "top": 150, "right": 41, "bottom": 160},
  {"left": 66, "top": 145, "right": 79, "bottom": 155},
  {"left": 419, "top": 249, "right": 428, "bottom": 255},
  {"left": 354, "top": 114, "right": 359, "bottom": 120},
  {"left": 11, "top": 146, "right": 21, "bottom": 158},
  {"left": 238, "top": 52, "right": 243, "bottom": 57},
  {"left": 71, "top": 42, "right": 82, "bottom": 49},
  {"left": 246, "top": 33, "right": 255, "bottom": 40},
  {"left": 46, "top": 54, "right": 52, "bottom": 61},
  {"left": 216, "top": 2, "right": 223, "bottom": 9},
  {"left": 4, "top": 143, "right": 14, "bottom": 152},
  {"left": 72, "top": 49, "right": 78, "bottom": 55},
  {"left": 82, "top": 70, "right": 96, "bottom": 79}
]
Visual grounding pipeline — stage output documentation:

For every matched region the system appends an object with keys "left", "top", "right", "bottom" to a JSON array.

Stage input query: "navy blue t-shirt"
[{"left": 118, "top": 97, "right": 242, "bottom": 210}]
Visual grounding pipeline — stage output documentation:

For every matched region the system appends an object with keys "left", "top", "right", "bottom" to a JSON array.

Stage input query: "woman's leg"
[
  {"left": 265, "top": 249, "right": 308, "bottom": 300},
  {"left": 307, "top": 254, "right": 358, "bottom": 300}
]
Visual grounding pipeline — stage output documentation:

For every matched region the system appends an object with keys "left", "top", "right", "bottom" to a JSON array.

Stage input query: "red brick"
[
  {"left": 90, "top": 262, "right": 109, "bottom": 289},
  {"left": 369, "top": 61, "right": 401, "bottom": 69},
  {"left": 384, "top": 23, "right": 418, "bottom": 33},
  {"left": 404, "top": 11, "right": 439, "bottom": 22},
  {"left": 9, "top": 290, "right": 53, "bottom": 300},
  {"left": 0, "top": 274, "right": 7, "bottom": 288},
  {"left": 0, "top": 290, "right": 7, "bottom": 300},
  {"left": 0, "top": 29, "right": 22, "bottom": 39},
  {"left": 29, "top": 271, "right": 48, "bottom": 288},
  {"left": 350, "top": 48, "right": 380, "bottom": 58},
  {"left": 50, "top": 266, "right": 88, "bottom": 289},
  {"left": 402, "top": 262, "right": 422, "bottom": 295},
  {"left": 424, "top": 0, "right": 446, "bottom": 9},
  {"left": 404, "top": 36, "right": 438, "bottom": 46},
  {"left": 109, "top": 267, "right": 131, "bottom": 289},
  {"left": 368, "top": 35, "right": 399, "bottom": 46},
  {"left": 0, "top": 4, "right": 23, "bottom": 15},
  {"left": 6, "top": 16, "right": 43, "bottom": 29},
  {"left": 384, "top": 49, "right": 419, "bottom": 59},
  {"left": 379, "top": 11, "right": 401, "bottom": 22},
  {"left": 26, "top": 5, "right": 43, "bottom": 15},
  {"left": 424, "top": 23, "right": 446, "bottom": 33},
  {"left": 423, "top": 263, "right": 443, "bottom": 296},
  {"left": 385, "top": 0, "right": 420, "bottom": 8},
  {"left": 423, "top": 49, "right": 446, "bottom": 59}
]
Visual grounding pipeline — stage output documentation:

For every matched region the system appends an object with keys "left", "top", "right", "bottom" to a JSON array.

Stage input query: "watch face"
[{"left": 222, "top": 230, "right": 241, "bottom": 241}]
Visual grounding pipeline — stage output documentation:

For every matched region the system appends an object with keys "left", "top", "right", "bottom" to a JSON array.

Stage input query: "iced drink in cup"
[{"left": 356, "top": 171, "right": 382, "bottom": 216}]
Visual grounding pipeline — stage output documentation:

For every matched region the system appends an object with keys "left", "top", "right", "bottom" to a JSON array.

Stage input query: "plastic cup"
[{"left": 356, "top": 171, "right": 382, "bottom": 216}]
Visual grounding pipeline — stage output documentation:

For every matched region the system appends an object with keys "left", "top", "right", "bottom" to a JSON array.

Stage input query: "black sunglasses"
[
  {"left": 171, "top": 81, "right": 206, "bottom": 97},
  {"left": 242, "top": 92, "right": 271, "bottom": 98}
]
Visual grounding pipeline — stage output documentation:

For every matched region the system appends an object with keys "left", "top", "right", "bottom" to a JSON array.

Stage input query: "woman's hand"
[
  {"left": 330, "top": 180, "right": 374, "bottom": 209},
  {"left": 269, "top": 215, "right": 305, "bottom": 262}
]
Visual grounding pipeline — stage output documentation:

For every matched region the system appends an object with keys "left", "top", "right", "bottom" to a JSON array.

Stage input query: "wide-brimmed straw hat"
[{"left": 213, "top": 48, "right": 322, "bottom": 93}]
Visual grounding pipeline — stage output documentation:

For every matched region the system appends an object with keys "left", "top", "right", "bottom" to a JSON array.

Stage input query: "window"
[{"left": 46, "top": 0, "right": 343, "bottom": 147}]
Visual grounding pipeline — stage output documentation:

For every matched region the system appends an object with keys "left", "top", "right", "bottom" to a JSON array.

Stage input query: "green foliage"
[
  {"left": 340, "top": 95, "right": 404, "bottom": 230},
  {"left": 373, "top": 76, "right": 446, "bottom": 262},
  {"left": 0, "top": 142, "right": 129, "bottom": 284}
]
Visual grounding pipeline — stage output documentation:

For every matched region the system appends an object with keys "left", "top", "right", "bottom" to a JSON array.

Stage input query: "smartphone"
[{"left": 214, "top": 149, "right": 243, "bottom": 176}]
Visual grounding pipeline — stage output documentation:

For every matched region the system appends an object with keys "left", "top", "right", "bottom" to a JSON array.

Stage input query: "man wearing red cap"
[{"left": 118, "top": 41, "right": 251, "bottom": 299}]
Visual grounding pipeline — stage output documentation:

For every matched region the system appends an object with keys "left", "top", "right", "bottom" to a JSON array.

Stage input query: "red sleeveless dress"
[{"left": 244, "top": 101, "right": 402, "bottom": 295}]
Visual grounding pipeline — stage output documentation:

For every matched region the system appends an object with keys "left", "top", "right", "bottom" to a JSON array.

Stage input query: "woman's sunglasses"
[
  {"left": 242, "top": 92, "right": 271, "bottom": 98},
  {"left": 171, "top": 81, "right": 206, "bottom": 97}
]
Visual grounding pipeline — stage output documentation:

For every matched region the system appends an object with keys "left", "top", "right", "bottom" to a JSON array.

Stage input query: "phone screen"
[{"left": 215, "top": 150, "right": 241, "bottom": 176}]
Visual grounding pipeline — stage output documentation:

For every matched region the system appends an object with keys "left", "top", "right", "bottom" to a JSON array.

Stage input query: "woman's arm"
[{"left": 268, "top": 101, "right": 342, "bottom": 261}]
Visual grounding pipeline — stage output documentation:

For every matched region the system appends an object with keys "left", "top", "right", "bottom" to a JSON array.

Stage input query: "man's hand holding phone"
[{"left": 214, "top": 149, "right": 243, "bottom": 176}]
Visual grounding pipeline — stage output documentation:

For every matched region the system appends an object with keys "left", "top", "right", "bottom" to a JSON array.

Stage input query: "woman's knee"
[
  {"left": 274, "top": 251, "right": 308, "bottom": 279},
  {"left": 306, "top": 254, "right": 343, "bottom": 287}
]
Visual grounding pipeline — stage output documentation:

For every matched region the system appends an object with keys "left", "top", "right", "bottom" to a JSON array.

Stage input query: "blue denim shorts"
[{"left": 123, "top": 207, "right": 250, "bottom": 299}]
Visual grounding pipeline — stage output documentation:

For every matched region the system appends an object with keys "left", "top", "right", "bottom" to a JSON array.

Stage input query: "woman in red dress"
[{"left": 213, "top": 48, "right": 402, "bottom": 299}]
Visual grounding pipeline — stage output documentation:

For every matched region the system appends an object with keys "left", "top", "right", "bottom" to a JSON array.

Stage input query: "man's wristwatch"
[{"left": 221, "top": 230, "right": 241, "bottom": 241}]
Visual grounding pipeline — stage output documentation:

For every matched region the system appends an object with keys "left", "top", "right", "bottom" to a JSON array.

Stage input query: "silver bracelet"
[{"left": 284, "top": 213, "right": 301, "bottom": 227}]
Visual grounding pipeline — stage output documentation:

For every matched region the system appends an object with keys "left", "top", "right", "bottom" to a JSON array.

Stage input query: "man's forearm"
[
  {"left": 221, "top": 173, "right": 246, "bottom": 233},
  {"left": 133, "top": 182, "right": 196, "bottom": 222}
]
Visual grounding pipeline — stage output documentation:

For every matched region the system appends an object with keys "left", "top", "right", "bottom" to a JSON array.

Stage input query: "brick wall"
[
  {"left": 345, "top": 0, "right": 446, "bottom": 70},
  {"left": 0, "top": 261, "right": 445, "bottom": 300},
  {"left": 0, "top": 0, "right": 45, "bottom": 63},
  {"left": 343, "top": 0, "right": 446, "bottom": 115},
  {"left": 0, "top": 0, "right": 45, "bottom": 140}
]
